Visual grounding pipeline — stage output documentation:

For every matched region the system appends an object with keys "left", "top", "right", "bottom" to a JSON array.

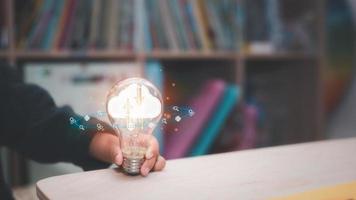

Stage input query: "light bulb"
[{"left": 106, "top": 78, "right": 163, "bottom": 175}]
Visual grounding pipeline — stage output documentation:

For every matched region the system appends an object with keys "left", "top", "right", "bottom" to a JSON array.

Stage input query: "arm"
[
  {"left": 0, "top": 63, "right": 166, "bottom": 175},
  {"left": 0, "top": 64, "right": 111, "bottom": 170}
]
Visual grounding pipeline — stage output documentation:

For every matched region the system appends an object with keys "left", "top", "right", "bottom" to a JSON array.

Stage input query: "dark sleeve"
[{"left": 0, "top": 64, "right": 114, "bottom": 170}]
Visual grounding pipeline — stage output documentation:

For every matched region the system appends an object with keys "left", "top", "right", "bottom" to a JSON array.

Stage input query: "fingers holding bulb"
[
  {"left": 140, "top": 136, "right": 162, "bottom": 176},
  {"left": 141, "top": 155, "right": 157, "bottom": 176},
  {"left": 140, "top": 155, "right": 166, "bottom": 176},
  {"left": 153, "top": 156, "right": 166, "bottom": 171}
]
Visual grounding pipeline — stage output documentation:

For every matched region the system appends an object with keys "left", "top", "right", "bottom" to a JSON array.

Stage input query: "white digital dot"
[
  {"left": 84, "top": 115, "right": 90, "bottom": 121},
  {"left": 175, "top": 116, "right": 181, "bottom": 122}
]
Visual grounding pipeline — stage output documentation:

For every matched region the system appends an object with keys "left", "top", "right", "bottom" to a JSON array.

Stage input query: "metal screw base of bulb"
[{"left": 122, "top": 157, "right": 144, "bottom": 175}]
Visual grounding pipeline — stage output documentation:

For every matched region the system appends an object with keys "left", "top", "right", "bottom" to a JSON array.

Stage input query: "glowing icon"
[
  {"left": 172, "top": 106, "right": 180, "bottom": 112},
  {"left": 97, "top": 123, "right": 104, "bottom": 131},
  {"left": 175, "top": 116, "right": 181, "bottom": 122},
  {"left": 79, "top": 125, "right": 85, "bottom": 131},
  {"left": 69, "top": 117, "right": 76, "bottom": 124},
  {"left": 188, "top": 109, "right": 195, "bottom": 117},
  {"left": 106, "top": 78, "right": 163, "bottom": 175},
  {"left": 162, "top": 118, "right": 168, "bottom": 124},
  {"left": 84, "top": 115, "right": 90, "bottom": 121}
]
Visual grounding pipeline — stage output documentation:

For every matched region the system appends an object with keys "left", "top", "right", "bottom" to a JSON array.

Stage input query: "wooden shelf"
[
  {"left": 15, "top": 50, "right": 136, "bottom": 60},
  {"left": 244, "top": 53, "right": 316, "bottom": 60},
  {"left": 146, "top": 51, "right": 238, "bottom": 60},
  {"left": 0, "top": 50, "right": 317, "bottom": 61}
]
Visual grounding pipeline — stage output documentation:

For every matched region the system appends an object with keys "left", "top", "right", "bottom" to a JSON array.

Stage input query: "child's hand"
[{"left": 89, "top": 132, "right": 166, "bottom": 176}]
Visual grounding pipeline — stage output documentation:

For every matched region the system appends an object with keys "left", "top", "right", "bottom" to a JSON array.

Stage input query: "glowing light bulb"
[{"left": 106, "top": 78, "right": 163, "bottom": 175}]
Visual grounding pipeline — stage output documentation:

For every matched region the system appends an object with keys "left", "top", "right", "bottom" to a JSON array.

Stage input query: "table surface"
[{"left": 37, "top": 137, "right": 356, "bottom": 200}]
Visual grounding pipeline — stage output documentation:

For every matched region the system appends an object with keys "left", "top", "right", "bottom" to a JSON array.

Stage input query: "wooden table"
[{"left": 36, "top": 138, "right": 356, "bottom": 200}]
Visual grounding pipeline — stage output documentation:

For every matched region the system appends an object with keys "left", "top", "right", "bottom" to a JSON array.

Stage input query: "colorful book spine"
[
  {"left": 159, "top": 0, "right": 179, "bottom": 50},
  {"left": 134, "top": 0, "right": 145, "bottom": 51},
  {"left": 107, "top": 0, "right": 120, "bottom": 50},
  {"left": 42, "top": 0, "right": 65, "bottom": 49},
  {"left": 164, "top": 80, "right": 225, "bottom": 159},
  {"left": 190, "top": 85, "right": 240, "bottom": 156},
  {"left": 192, "top": 0, "right": 212, "bottom": 51},
  {"left": 27, "top": 0, "right": 54, "bottom": 49},
  {"left": 238, "top": 104, "right": 258, "bottom": 150},
  {"left": 17, "top": 0, "right": 249, "bottom": 52},
  {"left": 143, "top": 1, "right": 152, "bottom": 51},
  {"left": 88, "top": 0, "right": 101, "bottom": 49},
  {"left": 57, "top": 0, "right": 77, "bottom": 49}
]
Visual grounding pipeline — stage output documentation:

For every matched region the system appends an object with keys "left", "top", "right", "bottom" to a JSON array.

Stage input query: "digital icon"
[
  {"left": 84, "top": 115, "right": 90, "bottom": 121},
  {"left": 79, "top": 125, "right": 85, "bottom": 131},
  {"left": 97, "top": 123, "right": 104, "bottom": 131},
  {"left": 172, "top": 106, "right": 180, "bottom": 112},
  {"left": 69, "top": 117, "right": 76, "bottom": 124},
  {"left": 69, "top": 116, "right": 85, "bottom": 131},
  {"left": 188, "top": 109, "right": 195, "bottom": 116},
  {"left": 175, "top": 116, "right": 181, "bottom": 122},
  {"left": 162, "top": 118, "right": 167, "bottom": 124}
]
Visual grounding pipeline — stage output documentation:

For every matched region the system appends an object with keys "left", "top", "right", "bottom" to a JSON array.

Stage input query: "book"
[
  {"left": 42, "top": 0, "right": 65, "bottom": 49},
  {"left": 237, "top": 104, "right": 258, "bottom": 150},
  {"left": 95, "top": 0, "right": 109, "bottom": 49},
  {"left": 58, "top": 0, "right": 78, "bottom": 49},
  {"left": 119, "top": 0, "right": 134, "bottom": 50},
  {"left": 179, "top": 0, "right": 197, "bottom": 50},
  {"left": 146, "top": 0, "right": 161, "bottom": 49},
  {"left": 67, "top": 0, "right": 92, "bottom": 50},
  {"left": 159, "top": 0, "right": 179, "bottom": 51},
  {"left": 52, "top": 0, "right": 70, "bottom": 49},
  {"left": 164, "top": 80, "right": 226, "bottom": 159},
  {"left": 88, "top": 0, "right": 101, "bottom": 49},
  {"left": 186, "top": 0, "right": 202, "bottom": 49},
  {"left": 205, "top": 0, "right": 225, "bottom": 50},
  {"left": 190, "top": 85, "right": 240, "bottom": 156},
  {"left": 107, "top": 0, "right": 120, "bottom": 50},
  {"left": 142, "top": 0, "right": 152, "bottom": 51},
  {"left": 14, "top": 0, "right": 250, "bottom": 52},
  {"left": 27, "top": 0, "right": 55, "bottom": 49},
  {"left": 145, "top": 61, "right": 164, "bottom": 154},
  {"left": 192, "top": 0, "right": 213, "bottom": 51},
  {"left": 15, "top": 0, "right": 44, "bottom": 49},
  {"left": 166, "top": 0, "right": 185, "bottom": 50},
  {"left": 133, "top": 0, "right": 145, "bottom": 51}
]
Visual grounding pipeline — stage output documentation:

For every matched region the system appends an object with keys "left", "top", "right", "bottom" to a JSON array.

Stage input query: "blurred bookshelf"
[{"left": 0, "top": 0, "right": 326, "bottom": 158}]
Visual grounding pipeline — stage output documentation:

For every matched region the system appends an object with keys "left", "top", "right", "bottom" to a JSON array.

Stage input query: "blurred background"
[{"left": 0, "top": 0, "right": 355, "bottom": 199}]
